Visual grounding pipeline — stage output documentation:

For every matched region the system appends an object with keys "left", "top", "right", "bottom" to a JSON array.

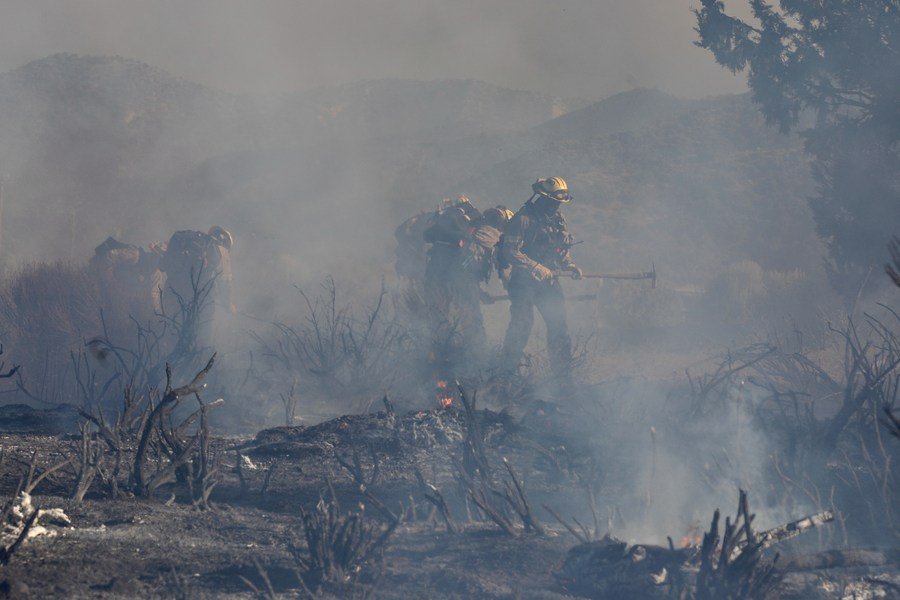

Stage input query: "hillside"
[
  {"left": 0, "top": 55, "right": 268, "bottom": 259},
  {"left": 385, "top": 88, "right": 701, "bottom": 208},
  {"left": 0, "top": 54, "right": 827, "bottom": 321},
  {"left": 296, "top": 78, "right": 585, "bottom": 143},
  {"left": 449, "top": 93, "right": 820, "bottom": 285},
  {"left": 0, "top": 55, "right": 581, "bottom": 264}
]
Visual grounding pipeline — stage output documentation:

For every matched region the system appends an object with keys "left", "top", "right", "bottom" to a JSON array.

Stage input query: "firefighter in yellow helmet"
[{"left": 498, "top": 178, "right": 582, "bottom": 376}]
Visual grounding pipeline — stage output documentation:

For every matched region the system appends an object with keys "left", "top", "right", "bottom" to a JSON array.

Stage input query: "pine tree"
[{"left": 694, "top": 0, "right": 900, "bottom": 293}]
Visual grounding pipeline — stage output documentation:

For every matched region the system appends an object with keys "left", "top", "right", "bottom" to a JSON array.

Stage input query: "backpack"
[
  {"left": 91, "top": 237, "right": 142, "bottom": 268},
  {"left": 467, "top": 224, "right": 502, "bottom": 280},
  {"left": 159, "top": 230, "right": 218, "bottom": 276},
  {"left": 424, "top": 207, "right": 472, "bottom": 246},
  {"left": 394, "top": 212, "right": 436, "bottom": 279}
]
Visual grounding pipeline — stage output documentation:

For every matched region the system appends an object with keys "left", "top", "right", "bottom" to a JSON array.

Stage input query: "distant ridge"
[
  {"left": 383, "top": 88, "right": 702, "bottom": 205},
  {"left": 531, "top": 88, "right": 695, "bottom": 142},
  {"left": 0, "top": 54, "right": 591, "bottom": 262},
  {"left": 451, "top": 92, "right": 817, "bottom": 282},
  {"left": 295, "top": 77, "right": 589, "bottom": 142}
]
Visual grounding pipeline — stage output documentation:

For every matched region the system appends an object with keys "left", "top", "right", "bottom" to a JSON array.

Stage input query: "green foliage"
[{"left": 694, "top": 0, "right": 900, "bottom": 290}]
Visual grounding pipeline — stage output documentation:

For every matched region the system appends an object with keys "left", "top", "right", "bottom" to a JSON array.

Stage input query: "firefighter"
[
  {"left": 147, "top": 240, "right": 168, "bottom": 314},
  {"left": 423, "top": 200, "right": 483, "bottom": 357},
  {"left": 207, "top": 226, "right": 235, "bottom": 313},
  {"left": 394, "top": 196, "right": 481, "bottom": 282},
  {"left": 470, "top": 206, "right": 512, "bottom": 283},
  {"left": 90, "top": 236, "right": 163, "bottom": 318},
  {"left": 158, "top": 226, "right": 234, "bottom": 342},
  {"left": 498, "top": 177, "right": 582, "bottom": 376},
  {"left": 480, "top": 206, "right": 514, "bottom": 230}
]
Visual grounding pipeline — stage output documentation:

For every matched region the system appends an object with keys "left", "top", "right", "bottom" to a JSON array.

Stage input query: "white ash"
[{"left": 3, "top": 492, "right": 72, "bottom": 542}]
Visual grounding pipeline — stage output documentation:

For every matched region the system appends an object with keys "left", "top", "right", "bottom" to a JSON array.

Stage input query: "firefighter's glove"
[
  {"left": 531, "top": 263, "right": 555, "bottom": 282},
  {"left": 569, "top": 265, "right": 583, "bottom": 280}
]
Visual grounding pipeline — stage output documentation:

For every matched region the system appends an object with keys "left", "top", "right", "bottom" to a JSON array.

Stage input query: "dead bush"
[
  {"left": 13, "top": 275, "right": 222, "bottom": 504},
  {"left": 682, "top": 311, "right": 900, "bottom": 546},
  {"left": 692, "top": 491, "right": 782, "bottom": 600},
  {"left": 289, "top": 485, "right": 398, "bottom": 592},
  {"left": 252, "top": 278, "right": 415, "bottom": 414},
  {"left": 0, "top": 261, "right": 163, "bottom": 407}
]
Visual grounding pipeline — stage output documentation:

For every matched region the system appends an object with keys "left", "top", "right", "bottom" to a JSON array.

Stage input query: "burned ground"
[
  {"left": 1, "top": 361, "right": 898, "bottom": 599},
  {"left": 0, "top": 268, "right": 897, "bottom": 598}
]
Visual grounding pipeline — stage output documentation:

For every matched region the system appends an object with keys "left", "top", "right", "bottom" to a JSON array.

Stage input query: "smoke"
[
  {"left": 0, "top": 0, "right": 885, "bottom": 554},
  {"left": 556, "top": 373, "right": 807, "bottom": 549},
  {"left": 0, "top": 1, "right": 749, "bottom": 99},
  {"left": 0, "top": 1, "right": 763, "bottom": 313}
]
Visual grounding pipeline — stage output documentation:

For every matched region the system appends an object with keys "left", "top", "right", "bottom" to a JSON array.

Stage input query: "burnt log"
[{"left": 555, "top": 537, "right": 692, "bottom": 600}]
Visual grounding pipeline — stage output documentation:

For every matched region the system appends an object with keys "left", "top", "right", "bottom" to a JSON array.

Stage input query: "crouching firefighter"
[
  {"left": 394, "top": 196, "right": 481, "bottom": 283},
  {"left": 498, "top": 177, "right": 582, "bottom": 377},
  {"left": 423, "top": 197, "right": 497, "bottom": 374}
]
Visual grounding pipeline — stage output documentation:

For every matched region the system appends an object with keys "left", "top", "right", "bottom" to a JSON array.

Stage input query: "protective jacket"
[
  {"left": 498, "top": 200, "right": 577, "bottom": 376},
  {"left": 469, "top": 224, "right": 502, "bottom": 282},
  {"left": 500, "top": 202, "right": 576, "bottom": 278}
]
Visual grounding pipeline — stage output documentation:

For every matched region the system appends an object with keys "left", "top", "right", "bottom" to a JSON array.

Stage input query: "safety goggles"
[{"left": 540, "top": 190, "right": 572, "bottom": 202}]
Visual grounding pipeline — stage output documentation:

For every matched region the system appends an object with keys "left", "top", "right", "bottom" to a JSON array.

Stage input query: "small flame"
[
  {"left": 436, "top": 380, "right": 453, "bottom": 408},
  {"left": 680, "top": 525, "right": 703, "bottom": 548}
]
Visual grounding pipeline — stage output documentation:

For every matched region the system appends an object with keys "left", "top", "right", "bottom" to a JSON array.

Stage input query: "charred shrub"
[
  {"left": 692, "top": 492, "right": 781, "bottom": 600},
  {"left": 0, "top": 261, "right": 161, "bottom": 406},
  {"left": 679, "top": 312, "right": 900, "bottom": 547},
  {"left": 252, "top": 278, "right": 414, "bottom": 414},
  {"left": 289, "top": 489, "right": 398, "bottom": 592},
  {"left": 54, "top": 275, "right": 217, "bottom": 503},
  {"left": 0, "top": 262, "right": 101, "bottom": 403}
]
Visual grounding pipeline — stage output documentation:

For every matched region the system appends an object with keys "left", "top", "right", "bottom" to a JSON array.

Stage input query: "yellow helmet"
[
  {"left": 532, "top": 177, "right": 571, "bottom": 203},
  {"left": 482, "top": 206, "right": 513, "bottom": 229}
]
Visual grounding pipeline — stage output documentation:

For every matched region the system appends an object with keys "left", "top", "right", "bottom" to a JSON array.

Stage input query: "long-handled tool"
[
  {"left": 556, "top": 262, "right": 657, "bottom": 288},
  {"left": 482, "top": 292, "right": 599, "bottom": 303},
  {"left": 482, "top": 263, "right": 657, "bottom": 304}
]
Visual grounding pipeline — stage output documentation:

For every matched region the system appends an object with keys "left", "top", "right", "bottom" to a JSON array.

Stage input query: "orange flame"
[
  {"left": 680, "top": 525, "right": 703, "bottom": 548},
  {"left": 436, "top": 380, "right": 453, "bottom": 408}
]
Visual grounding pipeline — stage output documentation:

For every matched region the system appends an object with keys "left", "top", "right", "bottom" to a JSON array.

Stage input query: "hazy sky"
[{"left": 0, "top": 0, "right": 752, "bottom": 98}]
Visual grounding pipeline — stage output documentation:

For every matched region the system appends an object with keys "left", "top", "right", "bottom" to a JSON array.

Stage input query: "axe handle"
[
  {"left": 555, "top": 266, "right": 657, "bottom": 288},
  {"left": 580, "top": 272, "right": 653, "bottom": 280},
  {"left": 483, "top": 293, "right": 597, "bottom": 303}
]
